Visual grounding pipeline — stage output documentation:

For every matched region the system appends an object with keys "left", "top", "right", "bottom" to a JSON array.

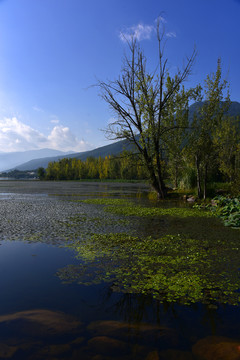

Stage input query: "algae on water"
[
  {"left": 57, "top": 232, "right": 240, "bottom": 306},
  {"left": 81, "top": 198, "right": 213, "bottom": 218}
]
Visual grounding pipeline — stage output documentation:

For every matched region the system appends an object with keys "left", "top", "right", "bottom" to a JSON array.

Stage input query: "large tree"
[{"left": 98, "top": 20, "right": 196, "bottom": 198}]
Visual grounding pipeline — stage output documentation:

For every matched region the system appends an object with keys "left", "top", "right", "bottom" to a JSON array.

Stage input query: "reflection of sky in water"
[
  {"left": 0, "top": 192, "right": 17, "bottom": 199},
  {"left": 0, "top": 193, "right": 48, "bottom": 200},
  {"left": 0, "top": 241, "right": 78, "bottom": 315}
]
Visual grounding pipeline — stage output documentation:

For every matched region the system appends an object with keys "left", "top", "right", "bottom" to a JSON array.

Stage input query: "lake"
[{"left": 0, "top": 180, "right": 239, "bottom": 360}]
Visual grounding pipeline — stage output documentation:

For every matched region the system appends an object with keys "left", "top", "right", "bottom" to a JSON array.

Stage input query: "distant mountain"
[
  {"left": 189, "top": 101, "right": 240, "bottom": 121},
  {"left": 0, "top": 148, "right": 73, "bottom": 172},
  {"left": 9, "top": 139, "right": 133, "bottom": 171}
]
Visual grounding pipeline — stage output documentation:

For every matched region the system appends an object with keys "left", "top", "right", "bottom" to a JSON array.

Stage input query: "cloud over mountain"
[{"left": 0, "top": 117, "right": 89, "bottom": 152}]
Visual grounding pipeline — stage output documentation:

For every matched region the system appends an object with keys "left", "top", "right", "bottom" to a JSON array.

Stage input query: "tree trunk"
[
  {"left": 203, "top": 163, "right": 208, "bottom": 200},
  {"left": 143, "top": 149, "right": 167, "bottom": 199},
  {"left": 174, "top": 162, "right": 178, "bottom": 188},
  {"left": 196, "top": 155, "right": 202, "bottom": 198},
  {"left": 147, "top": 163, "right": 167, "bottom": 199},
  {"left": 152, "top": 179, "right": 167, "bottom": 199}
]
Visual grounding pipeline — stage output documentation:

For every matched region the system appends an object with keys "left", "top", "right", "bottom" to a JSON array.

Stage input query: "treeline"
[
  {"left": 41, "top": 152, "right": 148, "bottom": 181},
  {"left": 0, "top": 170, "right": 37, "bottom": 179},
  {"left": 39, "top": 108, "right": 240, "bottom": 197},
  {"left": 40, "top": 115, "right": 240, "bottom": 189}
]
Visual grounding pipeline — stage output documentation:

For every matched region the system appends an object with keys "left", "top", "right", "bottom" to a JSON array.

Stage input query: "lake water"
[{"left": 0, "top": 181, "right": 239, "bottom": 360}]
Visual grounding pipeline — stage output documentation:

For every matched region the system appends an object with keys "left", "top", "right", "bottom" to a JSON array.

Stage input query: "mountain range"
[
  {"left": 0, "top": 149, "right": 73, "bottom": 172},
  {"left": 1, "top": 101, "right": 240, "bottom": 172},
  {"left": 0, "top": 139, "right": 133, "bottom": 172}
]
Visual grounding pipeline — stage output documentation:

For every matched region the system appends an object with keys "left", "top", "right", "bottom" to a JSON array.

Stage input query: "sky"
[{"left": 0, "top": 0, "right": 239, "bottom": 153}]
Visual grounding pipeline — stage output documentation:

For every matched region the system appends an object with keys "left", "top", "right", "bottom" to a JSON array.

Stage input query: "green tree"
[
  {"left": 189, "top": 59, "right": 230, "bottom": 199},
  {"left": 213, "top": 116, "right": 240, "bottom": 182},
  {"left": 162, "top": 82, "right": 199, "bottom": 188},
  {"left": 98, "top": 20, "right": 196, "bottom": 198},
  {"left": 108, "top": 155, "right": 121, "bottom": 179},
  {"left": 37, "top": 167, "right": 46, "bottom": 180}
]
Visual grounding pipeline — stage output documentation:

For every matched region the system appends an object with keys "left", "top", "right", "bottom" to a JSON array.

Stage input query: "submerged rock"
[
  {"left": 159, "top": 349, "right": 194, "bottom": 360},
  {"left": 145, "top": 350, "right": 159, "bottom": 360},
  {"left": 0, "top": 309, "right": 81, "bottom": 335},
  {"left": 187, "top": 196, "right": 196, "bottom": 202},
  {"left": 88, "top": 336, "right": 129, "bottom": 356},
  {"left": 192, "top": 336, "right": 240, "bottom": 360},
  {"left": 87, "top": 320, "right": 179, "bottom": 349},
  {"left": 40, "top": 343, "right": 71, "bottom": 356},
  {"left": 0, "top": 343, "right": 18, "bottom": 358}
]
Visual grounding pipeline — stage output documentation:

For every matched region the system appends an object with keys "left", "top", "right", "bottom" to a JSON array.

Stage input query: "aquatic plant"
[
  {"left": 57, "top": 233, "right": 240, "bottom": 306},
  {"left": 82, "top": 198, "right": 213, "bottom": 218},
  {"left": 81, "top": 198, "right": 133, "bottom": 206}
]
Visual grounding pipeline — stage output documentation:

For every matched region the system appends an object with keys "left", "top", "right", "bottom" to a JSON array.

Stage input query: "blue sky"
[{"left": 0, "top": 0, "right": 239, "bottom": 153}]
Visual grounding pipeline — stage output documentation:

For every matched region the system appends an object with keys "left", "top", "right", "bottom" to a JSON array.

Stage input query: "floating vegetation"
[
  {"left": 57, "top": 233, "right": 240, "bottom": 306},
  {"left": 82, "top": 198, "right": 213, "bottom": 218},
  {"left": 81, "top": 198, "right": 133, "bottom": 206},
  {"left": 105, "top": 205, "right": 213, "bottom": 218}
]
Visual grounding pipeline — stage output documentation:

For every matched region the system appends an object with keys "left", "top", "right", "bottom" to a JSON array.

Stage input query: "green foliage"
[
  {"left": 0, "top": 169, "right": 37, "bottom": 179},
  {"left": 213, "top": 116, "right": 240, "bottom": 181},
  {"left": 44, "top": 152, "right": 148, "bottom": 181},
  {"left": 211, "top": 195, "right": 240, "bottom": 228},
  {"left": 231, "top": 173, "right": 240, "bottom": 196},
  {"left": 178, "top": 165, "right": 196, "bottom": 190},
  {"left": 186, "top": 59, "right": 231, "bottom": 199},
  {"left": 37, "top": 167, "right": 46, "bottom": 180},
  {"left": 57, "top": 233, "right": 240, "bottom": 306}
]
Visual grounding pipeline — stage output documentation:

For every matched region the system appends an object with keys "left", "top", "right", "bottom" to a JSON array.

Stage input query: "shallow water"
[{"left": 0, "top": 180, "right": 239, "bottom": 360}]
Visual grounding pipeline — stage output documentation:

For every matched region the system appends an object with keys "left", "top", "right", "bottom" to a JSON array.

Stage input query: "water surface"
[{"left": 0, "top": 180, "right": 239, "bottom": 360}]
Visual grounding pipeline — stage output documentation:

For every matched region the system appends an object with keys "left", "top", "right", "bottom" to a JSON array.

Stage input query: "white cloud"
[
  {"left": 50, "top": 119, "right": 60, "bottom": 124},
  {"left": 50, "top": 114, "right": 60, "bottom": 124},
  {"left": 0, "top": 117, "right": 90, "bottom": 152},
  {"left": 119, "top": 23, "right": 154, "bottom": 42},
  {"left": 33, "top": 106, "right": 44, "bottom": 113},
  {"left": 119, "top": 17, "right": 176, "bottom": 43},
  {"left": 166, "top": 31, "right": 176, "bottom": 38},
  {"left": 47, "top": 125, "right": 88, "bottom": 152}
]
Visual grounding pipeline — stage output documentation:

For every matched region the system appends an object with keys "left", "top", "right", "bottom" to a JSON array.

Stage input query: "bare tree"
[{"left": 98, "top": 20, "right": 196, "bottom": 198}]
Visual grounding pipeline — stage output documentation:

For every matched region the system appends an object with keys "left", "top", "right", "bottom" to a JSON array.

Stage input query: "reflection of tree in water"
[
  {"left": 93, "top": 283, "right": 228, "bottom": 341},
  {"left": 56, "top": 233, "right": 240, "bottom": 307},
  {"left": 100, "top": 286, "right": 162, "bottom": 324}
]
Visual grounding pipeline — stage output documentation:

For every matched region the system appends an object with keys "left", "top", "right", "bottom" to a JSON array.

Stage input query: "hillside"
[
  {"left": 188, "top": 101, "right": 240, "bottom": 120},
  {"left": 11, "top": 139, "right": 133, "bottom": 171},
  {"left": 0, "top": 148, "right": 73, "bottom": 172}
]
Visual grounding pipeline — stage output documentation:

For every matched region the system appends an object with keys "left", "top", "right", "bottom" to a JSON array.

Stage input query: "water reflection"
[{"left": 0, "top": 297, "right": 239, "bottom": 359}]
